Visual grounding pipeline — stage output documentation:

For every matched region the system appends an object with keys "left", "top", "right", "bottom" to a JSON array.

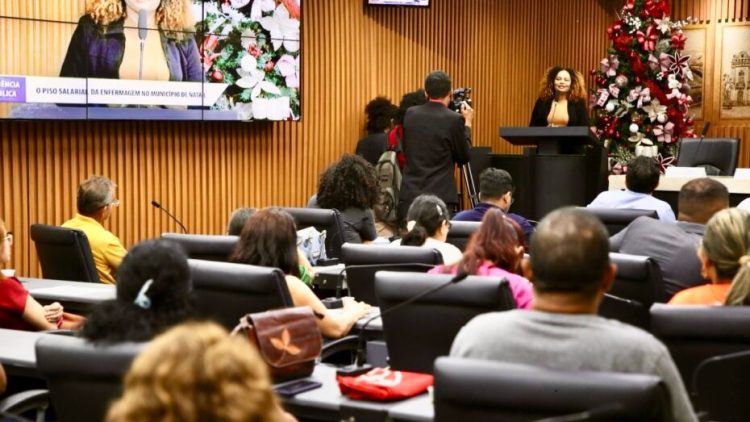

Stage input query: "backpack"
[
  {"left": 297, "top": 226, "right": 327, "bottom": 266},
  {"left": 374, "top": 150, "right": 401, "bottom": 224}
]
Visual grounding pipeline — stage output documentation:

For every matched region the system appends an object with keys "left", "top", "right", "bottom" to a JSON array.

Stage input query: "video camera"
[{"left": 449, "top": 87, "right": 472, "bottom": 112}]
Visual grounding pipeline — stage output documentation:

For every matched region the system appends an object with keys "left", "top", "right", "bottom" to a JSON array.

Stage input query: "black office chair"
[
  {"left": 445, "top": 221, "right": 480, "bottom": 251},
  {"left": 282, "top": 207, "right": 346, "bottom": 259},
  {"left": 342, "top": 244, "right": 442, "bottom": 305},
  {"left": 189, "top": 259, "right": 294, "bottom": 329},
  {"left": 35, "top": 334, "right": 145, "bottom": 422},
  {"left": 374, "top": 271, "right": 515, "bottom": 373},
  {"left": 161, "top": 232, "right": 238, "bottom": 262},
  {"left": 651, "top": 304, "right": 750, "bottom": 389},
  {"left": 599, "top": 293, "right": 651, "bottom": 331},
  {"left": 676, "top": 137, "right": 739, "bottom": 176},
  {"left": 433, "top": 357, "right": 671, "bottom": 422},
  {"left": 584, "top": 208, "right": 658, "bottom": 236},
  {"left": 30, "top": 224, "right": 100, "bottom": 283},
  {"left": 609, "top": 252, "right": 666, "bottom": 306},
  {"left": 693, "top": 350, "right": 750, "bottom": 422}
]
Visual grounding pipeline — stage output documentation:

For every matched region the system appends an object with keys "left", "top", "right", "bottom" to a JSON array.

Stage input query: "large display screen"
[
  {"left": 366, "top": 0, "right": 430, "bottom": 7},
  {"left": 0, "top": 0, "right": 301, "bottom": 121}
]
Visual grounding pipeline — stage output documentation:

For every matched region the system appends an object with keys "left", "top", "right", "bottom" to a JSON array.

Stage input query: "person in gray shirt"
[
  {"left": 451, "top": 207, "right": 697, "bottom": 422},
  {"left": 610, "top": 178, "right": 729, "bottom": 300}
]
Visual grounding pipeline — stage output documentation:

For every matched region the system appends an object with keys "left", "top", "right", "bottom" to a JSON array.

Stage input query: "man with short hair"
[
  {"left": 397, "top": 70, "right": 473, "bottom": 221},
  {"left": 62, "top": 176, "right": 126, "bottom": 284},
  {"left": 453, "top": 168, "right": 534, "bottom": 241},
  {"left": 588, "top": 156, "right": 676, "bottom": 222},
  {"left": 451, "top": 207, "right": 696, "bottom": 422},
  {"left": 610, "top": 178, "right": 729, "bottom": 299}
]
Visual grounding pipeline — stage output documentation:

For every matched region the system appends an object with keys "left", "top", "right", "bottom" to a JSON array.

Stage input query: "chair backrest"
[
  {"left": 584, "top": 208, "right": 658, "bottom": 236},
  {"left": 433, "top": 357, "right": 670, "bottom": 422},
  {"left": 188, "top": 259, "right": 293, "bottom": 329},
  {"left": 676, "top": 137, "right": 739, "bottom": 176},
  {"left": 651, "top": 303, "right": 750, "bottom": 387},
  {"left": 161, "top": 232, "right": 238, "bottom": 262},
  {"left": 342, "top": 244, "right": 442, "bottom": 305},
  {"left": 445, "top": 221, "right": 480, "bottom": 251},
  {"left": 599, "top": 293, "right": 651, "bottom": 331},
  {"left": 35, "top": 334, "right": 145, "bottom": 422},
  {"left": 693, "top": 350, "right": 750, "bottom": 422},
  {"left": 30, "top": 224, "right": 100, "bottom": 283},
  {"left": 610, "top": 252, "right": 665, "bottom": 306},
  {"left": 282, "top": 207, "right": 346, "bottom": 258},
  {"left": 374, "top": 271, "right": 515, "bottom": 373}
]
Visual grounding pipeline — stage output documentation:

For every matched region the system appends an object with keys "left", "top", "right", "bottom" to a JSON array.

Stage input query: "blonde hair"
[
  {"left": 537, "top": 66, "right": 587, "bottom": 102},
  {"left": 85, "top": 0, "right": 195, "bottom": 40},
  {"left": 106, "top": 322, "right": 285, "bottom": 422},
  {"left": 700, "top": 208, "right": 750, "bottom": 306}
]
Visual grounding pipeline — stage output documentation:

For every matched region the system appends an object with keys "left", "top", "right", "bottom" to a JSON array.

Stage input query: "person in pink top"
[{"left": 429, "top": 208, "right": 533, "bottom": 309}]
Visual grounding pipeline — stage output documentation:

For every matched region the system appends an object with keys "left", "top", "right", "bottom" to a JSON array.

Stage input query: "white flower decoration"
[
  {"left": 252, "top": 96, "right": 292, "bottom": 120},
  {"left": 260, "top": 4, "right": 300, "bottom": 52},
  {"left": 251, "top": 0, "right": 277, "bottom": 20},
  {"left": 642, "top": 100, "right": 667, "bottom": 122},
  {"left": 236, "top": 54, "right": 265, "bottom": 89},
  {"left": 654, "top": 17, "right": 672, "bottom": 34}
]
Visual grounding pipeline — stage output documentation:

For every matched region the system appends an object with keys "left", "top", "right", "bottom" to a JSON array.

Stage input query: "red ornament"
[
  {"left": 629, "top": 51, "right": 646, "bottom": 76},
  {"left": 671, "top": 33, "right": 687, "bottom": 49},
  {"left": 211, "top": 70, "right": 223, "bottom": 82},
  {"left": 614, "top": 34, "right": 634, "bottom": 52}
]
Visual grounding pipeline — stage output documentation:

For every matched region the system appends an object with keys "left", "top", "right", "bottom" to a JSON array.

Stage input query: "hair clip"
[
  {"left": 133, "top": 279, "right": 154, "bottom": 310},
  {"left": 435, "top": 204, "right": 443, "bottom": 217}
]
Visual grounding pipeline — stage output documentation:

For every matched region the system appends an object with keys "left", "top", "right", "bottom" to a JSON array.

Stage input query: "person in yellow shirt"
[{"left": 62, "top": 176, "right": 126, "bottom": 284}]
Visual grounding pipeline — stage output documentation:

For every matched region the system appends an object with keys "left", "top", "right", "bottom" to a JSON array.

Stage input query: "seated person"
[
  {"left": 611, "top": 178, "right": 729, "bottom": 300},
  {"left": 230, "top": 208, "right": 370, "bottom": 339},
  {"left": 588, "top": 156, "right": 676, "bottom": 222},
  {"left": 390, "top": 194, "right": 463, "bottom": 265},
  {"left": 81, "top": 239, "right": 191, "bottom": 343},
  {"left": 453, "top": 168, "right": 534, "bottom": 243},
  {"left": 106, "top": 322, "right": 295, "bottom": 422},
  {"left": 451, "top": 207, "right": 696, "bottom": 422},
  {"left": 226, "top": 207, "right": 256, "bottom": 236},
  {"left": 62, "top": 175, "right": 127, "bottom": 284},
  {"left": 669, "top": 208, "right": 750, "bottom": 306},
  {"left": 0, "top": 217, "right": 83, "bottom": 330},
  {"left": 429, "top": 209, "right": 533, "bottom": 309}
]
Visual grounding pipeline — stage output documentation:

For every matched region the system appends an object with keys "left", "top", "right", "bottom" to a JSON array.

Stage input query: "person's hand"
[
  {"left": 460, "top": 102, "right": 474, "bottom": 127},
  {"left": 342, "top": 296, "right": 371, "bottom": 319},
  {"left": 43, "top": 302, "right": 64, "bottom": 323}
]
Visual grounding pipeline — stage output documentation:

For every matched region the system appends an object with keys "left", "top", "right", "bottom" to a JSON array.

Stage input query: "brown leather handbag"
[{"left": 232, "top": 306, "right": 322, "bottom": 383}]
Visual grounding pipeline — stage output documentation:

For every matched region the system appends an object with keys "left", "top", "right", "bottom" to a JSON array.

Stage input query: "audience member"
[
  {"left": 388, "top": 89, "right": 428, "bottom": 169},
  {"left": 356, "top": 96, "right": 397, "bottom": 165},
  {"left": 62, "top": 175, "right": 127, "bottom": 284},
  {"left": 81, "top": 239, "right": 192, "bottom": 343},
  {"left": 391, "top": 195, "right": 463, "bottom": 265},
  {"left": 227, "top": 207, "right": 256, "bottom": 236},
  {"left": 106, "top": 321, "right": 295, "bottom": 422},
  {"left": 451, "top": 207, "right": 696, "bottom": 422},
  {"left": 588, "top": 156, "right": 676, "bottom": 222},
  {"left": 310, "top": 154, "right": 379, "bottom": 244},
  {"left": 611, "top": 178, "right": 729, "bottom": 299},
  {"left": 453, "top": 168, "right": 534, "bottom": 242},
  {"left": 669, "top": 208, "right": 750, "bottom": 306},
  {"left": 231, "top": 208, "right": 370, "bottom": 338},
  {"left": 429, "top": 209, "right": 533, "bottom": 309},
  {"left": 0, "top": 217, "right": 83, "bottom": 330}
]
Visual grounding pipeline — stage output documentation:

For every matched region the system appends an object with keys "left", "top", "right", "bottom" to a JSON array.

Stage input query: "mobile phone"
[{"left": 274, "top": 379, "right": 323, "bottom": 397}]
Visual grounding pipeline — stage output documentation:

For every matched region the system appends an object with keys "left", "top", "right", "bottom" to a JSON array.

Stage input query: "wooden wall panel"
[{"left": 1, "top": 0, "right": 746, "bottom": 276}]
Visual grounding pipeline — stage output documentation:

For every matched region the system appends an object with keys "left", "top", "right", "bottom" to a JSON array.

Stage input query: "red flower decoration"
[
  {"left": 614, "top": 34, "right": 634, "bottom": 52},
  {"left": 629, "top": 51, "right": 646, "bottom": 76},
  {"left": 645, "top": 0, "right": 671, "bottom": 18},
  {"left": 671, "top": 32, "right": 687, "bottom": 49},
  {"left": 607, "top": 22, "right": 623, "bottom": 39},
  {"left": 645, "top": 80, "right": 669, "bottom": 105},
  {"left": 636, "top": 25, "right": 658, "bottom": 51}
]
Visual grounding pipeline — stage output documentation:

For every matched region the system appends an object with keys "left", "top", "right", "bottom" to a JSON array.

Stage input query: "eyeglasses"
[{"left": 3, "top": 232, "right": 12, "bottom": 244}]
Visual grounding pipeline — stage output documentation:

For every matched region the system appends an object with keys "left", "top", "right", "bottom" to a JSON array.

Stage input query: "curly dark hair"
[
  {"left": 365, "top": 96, "right": 397, "bottom": 134},
  {"left": 395, "top": 89, "right": 427, "bottom": 125},
  {"left": 316, "top": 154, "right": 379, "bottom": 210},
  {"left": 537, "top": 66, "right": 587, "bottom": 102},
  {"left": 230, "top": 208, "right": 300, "bottom": 277},
  {"left": 81, "top": 239, "right": 192, "bottom": 343}
]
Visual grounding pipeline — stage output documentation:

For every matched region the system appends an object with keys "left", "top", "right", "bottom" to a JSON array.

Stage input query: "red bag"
[{"left": 336, "top": 367, "right": 433, "bottom": 401}]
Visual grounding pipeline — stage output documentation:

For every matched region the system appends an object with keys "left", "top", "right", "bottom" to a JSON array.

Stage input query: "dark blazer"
[
  {"left": 399, "top": 102, "right": 471, "bottom": 209},
  {"left": 529, "top": 98, "right": 589, "bottom": 127}
]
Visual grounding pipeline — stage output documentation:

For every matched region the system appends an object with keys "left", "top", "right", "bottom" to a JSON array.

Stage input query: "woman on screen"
[
  {"left": 529, "top": 66, "right": 588, "bottom": 127},
  {"left": 60, "top": 0, "right": 202, "bottom": 82}
]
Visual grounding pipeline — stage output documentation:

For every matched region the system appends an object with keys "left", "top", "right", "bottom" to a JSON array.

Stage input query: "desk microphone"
[
  {"left": 138, "top": 9, "right": 148, "bottom": 80},
  {"left": 336, "top": 269, "right": 470, "bottom": 376},
  {"left": 150, "top": 200, "right": 188, "bottom": 234},
  {"left": 685, "top": 121, "right": 711, "bottom": 173}
]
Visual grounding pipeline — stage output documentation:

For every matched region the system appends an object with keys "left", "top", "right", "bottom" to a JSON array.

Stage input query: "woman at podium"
[{"left": 529, "top": 67, "right": 588, "bottom": 127}]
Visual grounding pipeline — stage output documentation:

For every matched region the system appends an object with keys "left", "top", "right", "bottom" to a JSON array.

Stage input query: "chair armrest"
[{"left": 0, "top": 389, "right": 49, "bottom": 420}]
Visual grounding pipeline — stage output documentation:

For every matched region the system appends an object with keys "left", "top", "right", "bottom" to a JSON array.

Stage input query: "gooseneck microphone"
[
  {"left": 336, "top": 269, "right": 472, "bottom": 376},
  {"left": 150, "top": 200, "right": 188, "bottom": 234},
  {"left": 688, "top": 121, "right": 710, "bottom": 169},
  {"left": 138, "top": 9, "right": 148, "bottom": 80}
]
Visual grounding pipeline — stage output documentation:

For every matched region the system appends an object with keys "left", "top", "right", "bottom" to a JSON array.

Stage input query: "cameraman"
[{"left": 397, "top": 70, "right": 473, "bottom": 222}]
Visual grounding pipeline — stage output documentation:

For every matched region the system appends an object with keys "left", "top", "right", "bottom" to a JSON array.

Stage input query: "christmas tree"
[{"left": 591, "top": 0, "right": 695, "bottom": 173}]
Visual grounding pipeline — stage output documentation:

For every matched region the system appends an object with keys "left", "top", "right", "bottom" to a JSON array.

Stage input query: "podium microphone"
[
  {"left": 684, "top": 121, "right": 711, "bottom": 174},
  {"left": 138, "top": 9, "right": 148, "bottom": 80},
  {"left": 151, "top": 200, "right": 188, "bottom": 234},
  {"left": 336, "top": 269, "right": 472, "bottom": 376}
]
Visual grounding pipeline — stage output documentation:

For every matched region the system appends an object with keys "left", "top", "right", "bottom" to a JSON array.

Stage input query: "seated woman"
[
  {"left": 106, "top": 321, "right": 295, "bottom": 422},
  {"left": 81, "top": 239, "right": 192, "bottom": 343},
  {"left": 0, "top": 217, "right": 82, "bottom": 330},
  {"left": 231, "top": 208, "right": 370, "bottom": 338},
  {"left": 669, "top": 208, "right": 750, "bottom": 306},
  {"left": 391, "top": 195, "right": 463, "bottom": 265},
  {"left": 428, "top": 209, "right": 533, "bottom": 309}
]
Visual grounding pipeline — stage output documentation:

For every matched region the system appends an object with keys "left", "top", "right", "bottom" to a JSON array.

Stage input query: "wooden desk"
[
  {"left": 20, "top": 277, "right": 115, "bottom": 313},
  {"left": 0, "top": 329, "right": 44, "bottom": 377}
]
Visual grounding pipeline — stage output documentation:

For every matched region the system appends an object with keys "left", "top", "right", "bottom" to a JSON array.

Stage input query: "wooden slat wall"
[{"left": 0, "top": 0, "right": 745, "bottom": 276}]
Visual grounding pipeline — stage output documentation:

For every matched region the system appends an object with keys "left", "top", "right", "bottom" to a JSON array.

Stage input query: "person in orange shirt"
[{"left": 669, "top": 208, "right": 750, "bottom": 306}]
